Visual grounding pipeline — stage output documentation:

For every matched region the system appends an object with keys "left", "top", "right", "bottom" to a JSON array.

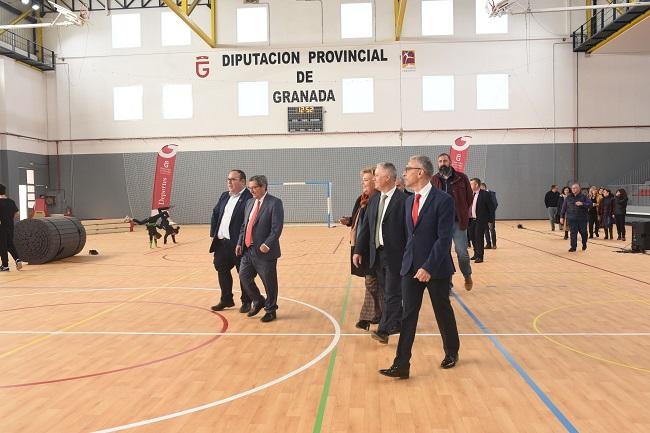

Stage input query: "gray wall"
[
  {"left": 0, "top": 149, "right": 50, "bottom": 203},
  {"left": 1, "top": 142, "right": 647, "bottom": 223}
]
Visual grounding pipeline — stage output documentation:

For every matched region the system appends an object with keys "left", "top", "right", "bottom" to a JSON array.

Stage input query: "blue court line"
[{"left": 451, "top": 291, "right": 579, "bottom": 433}]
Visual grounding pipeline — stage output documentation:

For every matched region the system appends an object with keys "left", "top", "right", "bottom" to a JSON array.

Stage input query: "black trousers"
[
  {"left": 394, "top": 274, "right": 459, "bottom": 369},
  {"left": 569, "top": 219, "right": 588, "bottom": 249},
  {"left": 615, "top": 214, "right": 626, "bottom": 238},
  {"left": 375, "top": 249, "right": 402, "bottom": 334},
  {"left": 588, "top": 213, "right": 599, "bottom": 237},
  {"left": 239, "top": 247, "right": 279, "bottom": 312},
  {"left": 213, "top": 238, "right": 252, "bottom": 304},
  {"left": 484, "top": 221, "right": 496, "bottom": 247},
  {"left": 0, "top": 227, "right": 19, "bottom": 268},
  {"left": 469, "top": 218, "right": 487, "bottom": 259}
]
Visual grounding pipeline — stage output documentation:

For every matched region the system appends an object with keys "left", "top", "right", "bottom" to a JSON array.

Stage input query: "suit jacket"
[
  {"left": 237, "top": 194, "right": 284, "bottom": 261},
  {"left": 471, "top": 189, "right": 495, "bottom": 223},
  {"left": 209, "top": 188, "right": 252, "bottom": 253},
  {"left": 487, "top": 190, "right": 498, "bottom": 222},
  {"left": 401, "top": 187, "right": 455, "bottom": 279},
  {"left": 354, "top": 189, "right": 407, "bottom": 273}
]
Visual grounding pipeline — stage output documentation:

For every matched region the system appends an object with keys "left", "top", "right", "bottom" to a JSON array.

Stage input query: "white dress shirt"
[
  {"left": 217, "top": 190, "right": 243, "bottom": 240},
  {"left": 412, "top": 182, "right": 433, "bottom": 217},
  {"left": 248, "top": 192, "right": 267, "bottom": 221},
  {"left": 470, "top": 191, "right": 479, "bottom": 219},
  {"left": 378, "top": 186, "right": 397, "bottom": 246}
]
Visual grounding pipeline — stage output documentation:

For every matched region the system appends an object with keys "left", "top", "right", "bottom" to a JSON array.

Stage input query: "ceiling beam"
[
  {"left": 395, "top": 0, "right": 407, "bottom": 41},
  {"left": 0, "top": 1, "right": 37, "bottom": 23}
]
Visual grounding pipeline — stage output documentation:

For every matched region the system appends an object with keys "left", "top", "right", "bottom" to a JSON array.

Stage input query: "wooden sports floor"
[{"left": 0, "top": 221, "right": 648, "bottom": 433}]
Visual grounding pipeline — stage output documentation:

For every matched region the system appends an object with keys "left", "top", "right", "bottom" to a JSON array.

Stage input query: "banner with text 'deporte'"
[{"left": 151, "top": 144, "right": 178, "bottom": 214}]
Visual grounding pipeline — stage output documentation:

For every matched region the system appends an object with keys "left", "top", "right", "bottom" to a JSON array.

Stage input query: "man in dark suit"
[
  {"left": 468, "top": 177, "right": 495, "bottom": 263},
  {"left": 380, "top": 155, "right": 460, "bottom": 379},
  {"left": 209, "top": 169, "right": 259, "bottom": 313},
  {"left": 481, "top": 182, "right": 498, "bottom": 249},
  {"left": 353, "top": 162, "right": 407, "bottom": 344},
  {"left": 236, "top": 175, "right": 284, "bottom": 323}
]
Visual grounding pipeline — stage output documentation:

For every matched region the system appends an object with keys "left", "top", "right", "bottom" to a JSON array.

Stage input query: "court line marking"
[
  {"left": 0, "top": 273, "right": 200, "bottom": 361},
  {"left": 312, "top": 274, "right": 351, "bottom": 433},
  {"left": 452, "top": 290, "right": 579, "bottom": 433},
  {"left": 91, "top": 290, "right": 342, "bottom": 433},
  {"left": 1, "top": 331, "right": 648, "bottom": 337},
  {"left": 533, "top": 300, "right": 650, "bottom": 373}
]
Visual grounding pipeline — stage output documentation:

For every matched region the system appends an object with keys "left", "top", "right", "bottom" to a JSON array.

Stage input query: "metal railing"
[
  {"left": 0, "top": 29, "right": 56, "bottom": 69},
  {"left": 572, "top": 0, "right": 649, "bottom": 50}
]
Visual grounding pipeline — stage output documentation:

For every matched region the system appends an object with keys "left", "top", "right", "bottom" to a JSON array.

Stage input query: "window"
[
  {"left": 161, "top": 12, "right": 191, "bottom": 46},
  {"left": 113, "top": 85, "right": 144, "bottom": 120},
  {"left": 422, "top": 75, "right": 454, "bottom": 111},
  {"left": 111, "top": 13, "right": 141, "bottom": 48},
  {"left": 342, "top": 78, "right": 374, "bottom": 113},
  {"left": 422, "top": 0, "right": 454, "bottom": 36},
  {"left": 237, "top": 6, "right": 268, "bottom": 43},
  {"left": 476, "top": 0, "right": 507, "bottom": 34},
  {"left": 162, "top": 84, "right": 193, "bottom": 119},
  {"left": 341, "top": 2, "right": 373, "bottom": 39},
  {"left": 476, "top": 74, "right": 509, "bottom": 110},
  {"left": 238, "top": 81, "right": 269, "bottom": 117}
]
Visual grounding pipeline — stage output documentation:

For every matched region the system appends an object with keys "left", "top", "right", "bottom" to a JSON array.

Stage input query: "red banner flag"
[
  {"left": 449, "top": 136, "right": 471, "bottom": 173},
  {"left": 151, "top": 144, "right": 178, "bottom": 214}
]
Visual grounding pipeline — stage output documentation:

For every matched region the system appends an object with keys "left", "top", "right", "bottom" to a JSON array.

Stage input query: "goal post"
[{"left": 268, "top": 181, "right": 333, "bottom": 227}]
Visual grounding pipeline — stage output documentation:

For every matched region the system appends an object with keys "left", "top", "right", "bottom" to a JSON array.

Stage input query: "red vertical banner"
[
  {"left": 449, "top": 136, "right": 471, "bottom": 173},
  {"left": 151, "top": 144, "right": 178, "bottom": 214}
]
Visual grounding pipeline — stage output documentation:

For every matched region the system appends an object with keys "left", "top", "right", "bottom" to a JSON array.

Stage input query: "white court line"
[
  {"left": 1, "top": 331, "right": 649, "bottom": 337},
  {"left": 90, "top": 291, "right": 342, "bottom": 433}
]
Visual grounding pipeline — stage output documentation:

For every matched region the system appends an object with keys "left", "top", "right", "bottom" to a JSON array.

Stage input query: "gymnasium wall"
[{"left": 1, "top": 1, "right": 649, "bottom": 222}]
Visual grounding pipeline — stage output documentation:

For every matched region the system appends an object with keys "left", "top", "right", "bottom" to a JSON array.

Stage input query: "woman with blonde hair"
[{"left": 339, "top": 167, "right": 382, "bottom": 331}]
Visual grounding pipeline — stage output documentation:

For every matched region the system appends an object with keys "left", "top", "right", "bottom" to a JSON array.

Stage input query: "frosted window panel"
[
  {"left": 422, "top": 75, "right": 454, "bottom": 111},
  {"left": 422, "top": 0, "right": 454, "bottom": 36},
  {"left": 342, "top": 78, "right": 374, "bottom": 113},
  {"left": 28, "top": 193, "right": 36, "bottom": 201},
  {"left": 238, "top": 81, "right": 269, "bottom": 117},
  {"left": 27, "top": 185, "right": 35, "bottom": 193},
  {"left": 26, "top": 169, "right": 34, "bottom": 184},
  {"left": 28, "top": 201, "right": 35, "bottom": 208},
  {"left": 476, "top": 74, "right": 509, "bottom": 110},
  {"left": 113, "top": 86, "right": 144, "bottom": 120},
  {"left": 112, "top": 14, "right": 141, "bottom": 48},
  {"left": 19, "top": 185, "right": 27, "bottom": 220},
  {"left": 237, "top": 7, "right": 268, "bottom": 43},
  {"left": 476, "top": 0, "right": 507, "bottom": 34},
  {"left": 161, "top": 12, "right": 191, "bottom": 46},
  {"left": 341, "top": 3, "right": 373, "bottom": 39},
  {"left": 162, "top": 84, "right": 193, "bottom": 119}
]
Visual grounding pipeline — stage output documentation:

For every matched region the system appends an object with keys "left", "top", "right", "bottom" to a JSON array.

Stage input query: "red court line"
[
  {"left": 500, "top": 236, "right": 650, "bottom": 286},
  {"left": 0, "top": 301, "right": 228, "bottom": 389}
]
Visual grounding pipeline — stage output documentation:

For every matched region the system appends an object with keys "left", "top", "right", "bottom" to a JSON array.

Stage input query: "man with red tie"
[
  {"left": 236, "top": 175, "right": 285, "bottom": 323},
  {"left": 380, "top": 155, "right": 460, "bottom": 379}
]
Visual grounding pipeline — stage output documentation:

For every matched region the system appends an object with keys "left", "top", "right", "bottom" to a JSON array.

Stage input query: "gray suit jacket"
[{"left": 238, "top": 194, "right": 284, "bottom": 260}]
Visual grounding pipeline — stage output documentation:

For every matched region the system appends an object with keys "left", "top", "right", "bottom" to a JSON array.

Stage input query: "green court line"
[{"left": 312, "top": 275, "right": 352, "bottom": 433}]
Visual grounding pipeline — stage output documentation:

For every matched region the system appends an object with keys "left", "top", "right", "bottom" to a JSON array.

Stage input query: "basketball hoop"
[{"left": 486, "top": 0, "right": 515, "bottom": 18}]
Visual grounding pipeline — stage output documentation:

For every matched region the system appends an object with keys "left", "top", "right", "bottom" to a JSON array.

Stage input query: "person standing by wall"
[
  {"left": 614, "top": 189, "right": 628, "bottom": 241},
  {"left": 544, "top": 185, "right": 560, "bottom": 231},
  {"left": 0, "top": 184, "right": 23, "bottom": 272},
  {"left": 599, "top": 189, "right": 615, "bottom": 240},
  {"left": 481, "top": 183, "right": 498, "bottom": 249},
  {"left": 557, "top": 186, "right": 571, "bottom": 240}
]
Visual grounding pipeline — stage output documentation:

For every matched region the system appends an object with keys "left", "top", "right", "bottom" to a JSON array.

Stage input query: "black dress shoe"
[
  {"left": 485, "top": 245, "right": 492, "bottom": 249},
  {"left": 211, "top": 300, "right": 235, "bottom": 311},
  {"left": 371, "top": 330, "right": 389, "bottom": 344},
  {"left": 239, "top": 303, "right": 251, "bottom": 314},
  {"left": 247, "top": 301, "right": 265, "bottom": 317},
  {"left": 379, "top": 365, "right": 409, "bottom": 379},
  {"left": 355, "top": 320, "right": 370, "bottom": 331},
  {"left": 440, "top": 354, "right": 458, "bottom": 369},
  {"left": 474, "top": 258, "right": 483, "bottom": 263},
  {"left": 568, "top": 248, "right": 576, "bottom": 252},
  {"left": 582, "top": 244, "right": 587, "bottom": 251},
  {"left": 470, "top": 256, "right": 476, "bottom": 260},
  {"left": 261, "top": 311, "right": 276, "bottom": 322}
]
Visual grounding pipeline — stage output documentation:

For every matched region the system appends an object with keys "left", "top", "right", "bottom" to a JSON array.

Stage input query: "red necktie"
[
  {"left": 412, "top": 194, "right": 421, "bottom": 226},
  {"left": 245, "top": 200, "right": 261, "bottom": 247}
]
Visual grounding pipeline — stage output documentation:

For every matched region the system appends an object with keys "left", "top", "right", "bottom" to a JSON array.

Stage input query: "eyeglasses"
[
  {"left": 404, "top": 166, "right": 423, "bottom": 172},
  {"left": 227, "top": 178, "right": 241, "bottom": 182}
]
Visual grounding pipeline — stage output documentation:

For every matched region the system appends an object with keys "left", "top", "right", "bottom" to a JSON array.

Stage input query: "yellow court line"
[
  {"left": 0, "top": 269, "right": 202, "bottom": 361},
  {"left": 533, "top": 299, "right": 650, "bottom": 373}
]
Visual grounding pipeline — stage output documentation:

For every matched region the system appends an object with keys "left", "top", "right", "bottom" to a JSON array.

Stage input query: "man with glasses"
[
  {"left": 209, "top": 169, "right": 258, "bottom": 313},
  {"left": 379, "top": 156, "right": 460, "bottom": 379},
  {"left": 431, "top": 153, "right": 474, "bottom": 290}
]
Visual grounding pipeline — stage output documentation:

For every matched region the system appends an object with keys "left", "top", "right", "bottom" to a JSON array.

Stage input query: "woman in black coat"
[
  {"left": 614, "top": 189, "right": 629, "bottom": 241},
  {"left": 599, "top": 189, "right": 615, "bottom": 240},
  {"left": 557, "top": 186, "right": 571, "bottom": 240}
]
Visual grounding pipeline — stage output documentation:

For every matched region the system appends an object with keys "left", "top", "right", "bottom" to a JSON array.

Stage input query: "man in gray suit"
[{"left": 236, "top": 175, "right": 284, "bottom": 323}]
